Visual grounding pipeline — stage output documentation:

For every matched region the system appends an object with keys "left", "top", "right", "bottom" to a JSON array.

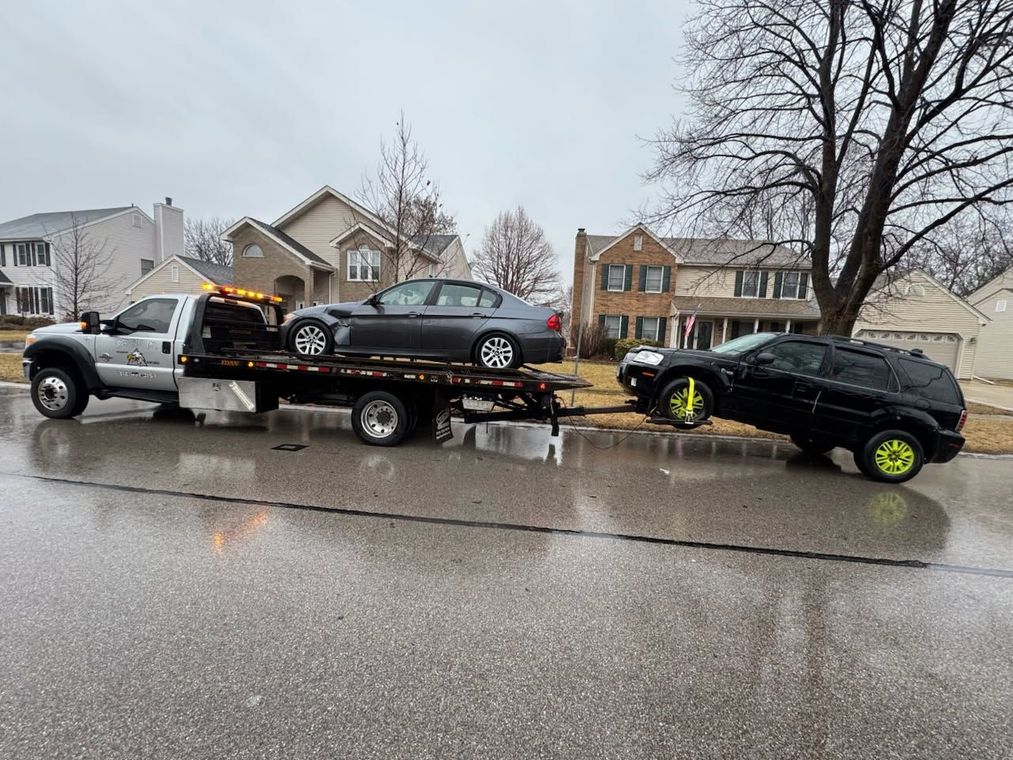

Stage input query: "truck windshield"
[{"left": 710, "top": 332, "right": 778, "bottom": 355}]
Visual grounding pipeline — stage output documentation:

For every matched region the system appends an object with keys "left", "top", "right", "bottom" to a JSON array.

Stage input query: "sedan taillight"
[
  {"left": 547, "top": 313, "right": 562, "bottom": 332},
  {"left": 957, "top": 409, "right": 968, "bottom": 432}
]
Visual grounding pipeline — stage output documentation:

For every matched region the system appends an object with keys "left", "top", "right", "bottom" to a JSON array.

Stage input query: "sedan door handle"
[
  {"left": 471, "top": 312, "right": 486, "bottom": 318},
  {"left": 407, "top": 311, "right": 421, "bottom": 318}
]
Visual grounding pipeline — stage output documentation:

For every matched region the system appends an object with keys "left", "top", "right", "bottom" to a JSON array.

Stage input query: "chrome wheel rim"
[
  {"left": 361, "top": 400, "right": 398, "bottom": 439},
  {"left": 294, "top": 324, "right": 327, "bottom": 355},
  {"left": 479, "top": 337, "right": 513, "bottom": 369},
  {"left": 38, "top": 376, "right": 69, "bottom": 411}
]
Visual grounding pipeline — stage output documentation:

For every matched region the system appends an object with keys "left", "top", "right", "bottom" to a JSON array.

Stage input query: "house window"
[
  {"left": 640, "top": 317, "right": 661, "bottom": 341},
  {"left": 132, "top": 213, "right": 143, "bottom": 228},
  {"left": 602, "top": 315, "right": 623, "bottom": 339},
  {"left": 997, "top": 299, "right": 1008, "bottom": 313},
  {"left": 348, "top": 248, "right": 380, "bottom": 281},
  {"left": 14, "top": 242, "right": 50, "bottom": 267},
  {"left": 15, "top": 286, "right": 54, "bottom": 316},
  {"left": 242, "top": 244, "right": 264, "bottom": 258},
  {"left": 643, "top": 266, "right": 663, "bottom": 293},
  {"left": 170, "top": 264, "right": 180, "bottom": 283},
  {"left": 741, "top": 271, "right": 760, "bottom": 297},
  {"left": 780, "top": 272, "right": 800, "bottom": 299},
  {"left": 140, "top": 259, "right": 154, "bottom": 276},
  {"left": 633, "top": 234, "right": 643, "bottom": 251},
  {"left": 606, "top": 264, "right": 626, "bottom": 292}
]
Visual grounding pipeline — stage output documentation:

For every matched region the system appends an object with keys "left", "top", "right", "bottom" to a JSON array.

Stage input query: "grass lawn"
[
  {"left": 0, "top": 330, "right": 28, "bottom": 343},
  {"left": 534, "top": 359, "right": 1013, "bottom": 455},
  {"left": 0, "top": 354, "right": 24, "bottom": 383}
]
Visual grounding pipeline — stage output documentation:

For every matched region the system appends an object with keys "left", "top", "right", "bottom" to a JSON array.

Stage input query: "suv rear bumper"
[{"left": 931, "top": 429, "right": 965, "bottom": 463}]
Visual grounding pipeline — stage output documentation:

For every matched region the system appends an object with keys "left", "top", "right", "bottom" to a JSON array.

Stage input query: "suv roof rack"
[{"left": 827, "top": 334, "right": 933, "bottom": 361}]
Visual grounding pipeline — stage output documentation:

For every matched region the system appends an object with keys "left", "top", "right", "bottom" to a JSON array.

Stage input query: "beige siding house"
[
  {"left": 126, "top": 255, "right": 233, "bottom": 302},
  {"left": 854, "top": 269, "right": 988, "bottom": 379},
  {"left": 226, "top": 186, "right": 471, "bottom": 311},
  {"left": 968, "top": 269, "right": 1013, "bottom": 380}
]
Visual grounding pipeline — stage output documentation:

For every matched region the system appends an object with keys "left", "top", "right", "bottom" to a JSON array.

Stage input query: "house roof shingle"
[
  {"left": 178, "top": 256, "right": 233, "bottom": 285},
  {"left": 0, "top": 207, "right": 135, "bottom": 241},
  {"left": 246, "top": 218, "right": 332, "bottom": 268},
  {"left": 412, "top": 234, "right": 457, "bottom": 258},
  {"left": 587, "top": 233, "right": 807, "bottom": 268},
  {"left": 670, "top": 295, "right": 821, "bottom": 318},
  {"left": 0, "top": 270, "right": 12, "bottom": 285}
]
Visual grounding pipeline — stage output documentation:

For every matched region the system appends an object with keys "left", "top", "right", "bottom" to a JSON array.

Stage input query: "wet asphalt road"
[{"left": 0, "top": 386, "right": 1011, "bottom": 759}]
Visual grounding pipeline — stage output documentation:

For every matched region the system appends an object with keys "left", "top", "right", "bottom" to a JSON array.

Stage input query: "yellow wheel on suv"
[
  {"left": 855, "top": 430, "right": 924, "bottom": 483},
  {"left": 659, "top": 377, "right": 714, "bottom": 424}
]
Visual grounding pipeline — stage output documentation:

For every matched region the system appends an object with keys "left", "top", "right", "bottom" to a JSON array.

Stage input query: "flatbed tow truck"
[{"left": 24, "top": 285, "right": 691, "bottom": 446}]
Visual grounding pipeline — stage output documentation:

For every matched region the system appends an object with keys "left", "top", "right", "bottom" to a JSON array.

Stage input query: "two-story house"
[
  {"left": 0, "top": 200, "right": 183, "bottom": 319},
  {"left": 225, "top": 186, "right": 471, "bottom": 311},
  {"left": 967, "top": 268, "right": 1013, "bottom": 380},
  {"left": 571, "top": 225, "right": 819, "bottom": 350}
]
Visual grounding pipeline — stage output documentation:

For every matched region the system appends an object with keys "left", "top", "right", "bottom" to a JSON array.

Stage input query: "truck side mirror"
[{"left": 79, "top": 311, "right": 101, "bottom": 334}]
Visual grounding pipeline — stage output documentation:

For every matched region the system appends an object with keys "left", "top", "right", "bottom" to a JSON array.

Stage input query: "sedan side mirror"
[
  {"left": 754, "top": 351, "right": 776, "bottom": 366},
  {"left": 79, "top": 311, "right": 101, "bottom": 334}
]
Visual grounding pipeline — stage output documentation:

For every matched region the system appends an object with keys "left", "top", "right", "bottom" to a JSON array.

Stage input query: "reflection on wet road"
[{"left": 1, "top": 388, "right": 1011, "bottom": 759}]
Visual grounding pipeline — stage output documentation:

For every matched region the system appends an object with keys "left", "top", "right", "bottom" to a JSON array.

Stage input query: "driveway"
[
  {"left": 1, "top": 387, "right": 1011, "bottom": 759},
  {"left": 962, "top": 378, "right": 1013, "bottom": 410}
]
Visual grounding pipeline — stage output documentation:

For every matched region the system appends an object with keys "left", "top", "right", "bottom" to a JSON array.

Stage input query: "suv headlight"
[{"left": 633, "top": 350, "right": 664, "bottom": 366}]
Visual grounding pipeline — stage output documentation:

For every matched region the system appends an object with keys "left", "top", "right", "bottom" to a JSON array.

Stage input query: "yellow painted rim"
[
  {"left": 874, "top": 439, "right": 916, "bottom": 475},
  {"left": 670, "top": 382, "right": 705, "bottom": 422}
]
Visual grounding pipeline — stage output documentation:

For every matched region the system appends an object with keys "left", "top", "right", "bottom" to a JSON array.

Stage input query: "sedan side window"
[
  {"left": 478, "top": 289, "right": 499, "bottom": 308},
  {"left": 437, "top": 283, "right": 485, "bottom": 307},
  {"left": 116, "top": 298, "right": 178, "bottom": 334},
  {"left": 378, "top": 281, "right": 434, "bottom": 306},
  {"left": 764, "top": 340, "right": 827, "bottom": 376},
  {"left": 829, "top": 347, "right": 895, "bottom": 391}
]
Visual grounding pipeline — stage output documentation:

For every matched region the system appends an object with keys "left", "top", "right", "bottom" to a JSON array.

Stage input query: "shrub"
[
  {"left": 572, "top": 321, "right": 609, "bottom": 359},
  {"left": 613, "top": 337, "right": 660, "bottom": 360},
  {"left": 0, "top": 316, "right": 55, "bottom": 329}
]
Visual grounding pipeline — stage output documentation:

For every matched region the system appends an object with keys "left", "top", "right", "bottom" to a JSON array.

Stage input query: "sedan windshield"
[{"left": 710, "top": 332, "right": 779, "bottom": 355}]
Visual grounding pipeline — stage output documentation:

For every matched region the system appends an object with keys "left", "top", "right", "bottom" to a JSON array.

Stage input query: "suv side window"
[
  {"left": 829, "top": 347, "right": 895, "bottom": 391},
  {"left": 116, "top": 297, "right": 179, "bottom": 334},
  {"left": 898, "top": 358, "right": 961, "bottom": 404},
  {"left": 763, "top": 340, "right": 827, "bottom": 376}
]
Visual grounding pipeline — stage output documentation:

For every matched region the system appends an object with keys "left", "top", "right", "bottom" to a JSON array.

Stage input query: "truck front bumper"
[{"left": 22, "top": 359, "right": 32, "bottom": 381}]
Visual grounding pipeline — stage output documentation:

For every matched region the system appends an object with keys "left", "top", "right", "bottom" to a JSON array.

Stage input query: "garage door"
[{"left": 856, "top": 330, "right": 960, "bottom": 372}]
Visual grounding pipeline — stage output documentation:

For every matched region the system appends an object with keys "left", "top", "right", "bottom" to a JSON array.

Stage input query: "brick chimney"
[{"left": 571, "top": 228, "right": 588, "bottom": 339}]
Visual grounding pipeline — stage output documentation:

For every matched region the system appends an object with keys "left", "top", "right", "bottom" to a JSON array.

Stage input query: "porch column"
[
  {"left": 785, "top": 319, "right": 792, "bottom": 334},
  {"left": 753, "top": 318, "right": 760, "bottom": 333},
  {"left": 722, "top": 317, "right": 729, "bottom": 344}
]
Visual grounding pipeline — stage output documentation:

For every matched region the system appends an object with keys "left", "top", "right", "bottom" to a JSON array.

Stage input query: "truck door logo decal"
[{"left": 126, "top": 349, "right": 147, "bottom": 366}]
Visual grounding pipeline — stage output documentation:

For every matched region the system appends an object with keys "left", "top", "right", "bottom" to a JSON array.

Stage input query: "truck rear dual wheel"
[
  {"left": 351, "top": 390, "right": 414, "bottom": 446},
  {"left": 31, "top": 367, "right": 89, "bottom": 419},
  {"left": 854, "top": 430, "right": 924, "bottom": 484}
]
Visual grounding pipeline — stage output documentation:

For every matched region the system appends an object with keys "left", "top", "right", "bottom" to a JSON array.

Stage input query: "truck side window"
[
  {"left": 829, "top": 347, "right": 895, "bottom": 391},
  {"left": 117, "top": 298, "right": 178, "bottom": 334}
]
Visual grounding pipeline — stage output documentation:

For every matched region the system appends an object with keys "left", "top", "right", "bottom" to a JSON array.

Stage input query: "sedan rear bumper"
[{"left": 519, "top": 333, "right": 566, "bottom": 364}]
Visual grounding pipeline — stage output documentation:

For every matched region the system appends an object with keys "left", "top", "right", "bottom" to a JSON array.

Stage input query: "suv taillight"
[
  {"left": 957, "top": 409, "right": 968, "bottom": 432},
  {"left": 547, "top": 313, "right": 562, "bottom": 332}
]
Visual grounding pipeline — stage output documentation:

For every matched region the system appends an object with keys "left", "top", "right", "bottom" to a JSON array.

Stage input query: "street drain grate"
[{"left": 272, "top": 443, "right": 308, "bottom": 452}]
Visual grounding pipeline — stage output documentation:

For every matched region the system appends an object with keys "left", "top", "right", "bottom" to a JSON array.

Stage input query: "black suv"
[{"left": 617, "top": 332, "right": 967, "bottom": 483}]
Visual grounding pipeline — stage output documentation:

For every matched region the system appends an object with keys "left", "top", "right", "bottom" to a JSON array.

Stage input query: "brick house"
[
  {"left": 571, "top": 224, "right": 819, "bottom": 350},
  {"left": 225, "top": 186, "right": 471, "bottom": 311}
]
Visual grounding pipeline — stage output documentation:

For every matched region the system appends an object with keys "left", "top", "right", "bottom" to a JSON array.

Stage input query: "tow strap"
[{"left": 686, "top": 376, "right": 695, "bottom": 422}]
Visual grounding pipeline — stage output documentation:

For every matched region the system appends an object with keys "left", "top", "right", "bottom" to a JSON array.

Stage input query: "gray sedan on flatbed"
[{"left": 280, "top": 278, "right": 566, "bottom": 369}]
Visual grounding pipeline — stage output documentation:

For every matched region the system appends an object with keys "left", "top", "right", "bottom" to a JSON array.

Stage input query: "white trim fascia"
[
  {"left": 968, "top": 268, "right": 1013, "bottom": 305},
  {"left": 329, "top": 222, "right": 396, "bottom": 249},
  {"left": 270, "top": 185, "right": 392, "bottom": 234},
  {"left": 224, "top": 217, "right": 335, "bottom": 272}
]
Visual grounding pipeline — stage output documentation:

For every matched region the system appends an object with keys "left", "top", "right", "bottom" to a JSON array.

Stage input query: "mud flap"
[{"left": 433, "top": 389, "right": 453, "bottom": 444}]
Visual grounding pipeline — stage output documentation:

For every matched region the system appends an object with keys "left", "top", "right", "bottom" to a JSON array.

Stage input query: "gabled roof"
[
  {"left": 968, "top": 268, "right": 1013, "bottom": 305},
  {"left": 0, "top": 207, "right": 140, "bottom": 241},
  {"left": 585, "top": 225, "right": 806, "bottom": 268},
  {"left": 901, "top": 269, "right": 991, "bottom": 324},
  {"left": 125, "top": 254, "right": 233, "bottom": 295},
  {"left": 0, "top": 270, "right": 12, "bottom": 285},
  {"left": 223, "top": 217, "right": 333, "bottom": 270},
  {"left": 271, "top": 185, "right": 389, "bottom": 233},
  {"left": 329, "top": 222, "right": 395, "bottom": 249},
  {"left": 412, "top": 234, "right": 458, "bottom": 258}
]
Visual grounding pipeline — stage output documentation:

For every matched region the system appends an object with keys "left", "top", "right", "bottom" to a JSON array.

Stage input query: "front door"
[
  {"left": 93, "top": 297, "right": 182, "bottom": 392},
  {"left": 681, "top": 318, "right": 714, "bottom": 350},
  {"left": 420, "top": 282, "right": 497, "bottom": 361},
  {"left": 350, "top": 280, "right": 435, "bottom": 356}
]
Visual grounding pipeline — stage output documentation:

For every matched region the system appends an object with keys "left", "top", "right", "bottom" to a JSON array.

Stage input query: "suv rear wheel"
[
  {"left": 789, "top": 432, "right": 835, "bottom": 455},
  {"left": 855, "top": 430, "right": 924, "bottom": 483},
  {"left": 658, "top": 377, "right": 714, "bottom": 424}
]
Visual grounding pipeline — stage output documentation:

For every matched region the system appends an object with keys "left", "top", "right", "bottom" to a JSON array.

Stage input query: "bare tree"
[
  {"left": 910, "top": 210, "right": 1013, "bottom": 296},
  {"left": 359, "top": 112, "right": 456, "bottom": 286},
  {"left": 647, "top": 0, "right": 1013, "bottom": 335},
  {"left": 472, "top": 207, "right": 562, "bottom": 303},
  {"left": 49, "top": 215, "right": 116, "bottom": 319},
  {"left": 184, "top": 216, "right": 236, "bottom": 266}
]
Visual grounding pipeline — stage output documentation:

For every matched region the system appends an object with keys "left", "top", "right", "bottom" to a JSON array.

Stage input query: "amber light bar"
[{"left": 202, "top": 282, "right": 284, "bottom": 303}]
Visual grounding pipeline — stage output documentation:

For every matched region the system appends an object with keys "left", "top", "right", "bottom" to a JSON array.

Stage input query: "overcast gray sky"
[{"left": 0, "top": 0, "right": 692, "bottom": 284}]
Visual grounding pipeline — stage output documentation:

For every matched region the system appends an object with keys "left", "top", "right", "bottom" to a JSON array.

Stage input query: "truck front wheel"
[
  {"left": 351, "top": 390, "right": 412, "bottom": 446},
  {"left": 31, "top": 367, "right": 89, "bottom": 419}
]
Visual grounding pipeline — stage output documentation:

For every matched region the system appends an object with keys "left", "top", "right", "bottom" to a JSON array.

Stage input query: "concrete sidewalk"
[{"left": 962, "top": 379, "right": 1013, "bottom": 411}]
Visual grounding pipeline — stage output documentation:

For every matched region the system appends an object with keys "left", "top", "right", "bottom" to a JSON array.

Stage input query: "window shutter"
[
  {"left": 0, "top": 243, "right": 5, "bottom": 267},
  {"left": 44, "top": 241, "right": 51, "bottom": 266},
  {"left": 635, "top": 316, "right": 644, "bottom": 339},
  {"left": 624, "top": 265, "right": 633, "bottom": 291},
  {"left": 600, "top": 264, "right": 609, "bottom": 290},
  {"left": 638, "top": 266, "right": 647, "bottom": 292},
  {"left": 598, "top": 314, "right": 606, "bottom": 328},
  {"left": 658, "top": 317, "right": 667, "bottom": 345},
  {"left": 798, "top": 273, "right": 809, "bottom": 299},
  {"left": 662, "top": 266, "right": 671, "bottom": 292},
  {"left": 619, "top": 315, "right": 629, "bottom": 338},
  {"left": 759, "top": 271, "right": 769, "bottom": 298},
  {"left": 734, "top": 270, "right": 743, "bottom": 297},
  {"left": 773, "top": 272, "right": 783, "bottom": 299}
]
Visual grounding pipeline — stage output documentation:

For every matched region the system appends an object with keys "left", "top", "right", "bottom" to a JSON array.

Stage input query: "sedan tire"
[
  {"left": 289, "top": 319, "right": 333, "bottom": 357},
  {"left": 475, "top": 333, "right": 522, "bottom": 370}
]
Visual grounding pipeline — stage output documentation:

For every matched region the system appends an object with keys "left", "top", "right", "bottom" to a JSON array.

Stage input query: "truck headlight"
[
  {"left": 633, "top": 350, "right": 664, "bottom": 366},
  {"left": 24, "top": 334, "right": 37, "bottom": 348}
]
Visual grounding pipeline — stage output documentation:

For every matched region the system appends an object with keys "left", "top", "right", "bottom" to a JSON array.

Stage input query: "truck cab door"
[{"left": 94, "top": 297, "right": 182, "bottom": 392}]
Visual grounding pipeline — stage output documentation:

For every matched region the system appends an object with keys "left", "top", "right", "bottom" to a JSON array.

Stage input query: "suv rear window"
[
  {"left": 898, "top": 358, "right": 961, "bottom": 404},
  {"left": 829, "top": 347, "right": 895, "bottom": 391}
]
